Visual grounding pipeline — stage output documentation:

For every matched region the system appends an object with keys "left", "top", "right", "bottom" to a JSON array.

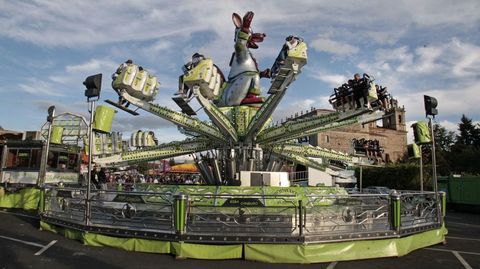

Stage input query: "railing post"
[
  {"left": 390, "top": 191, "right": 401, "bottom": 232},
  {"left": 298, "top": 200, "right": 303, "bottom": 236},
  {"left": 439, "top": 191, "right": 446, "bottom": 223},
  {"left": 38, "top": 188, "right": 46, "bottom": 214},
  {"left": 174, "top": 193, "right": 188, "bottom": 235}
]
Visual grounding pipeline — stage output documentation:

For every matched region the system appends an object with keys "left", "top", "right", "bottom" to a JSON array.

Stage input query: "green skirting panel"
[
  {"left": 83, "top": 233, "right": 170, "bottom": 254},
  {"left": 171, "top": 242, "right": 243, "bottom": 260},
  {"left": 39, "top": 220, "right": 446, "bottom": 263},
  {"left": 0, "top": 188, "right": 40, "bottom": 210},
  {"left": 245, "top": 227, "right": 447, "bottom": 263},
  {"left": 40, "top": 221, "right": 83, "bottom": 241}
]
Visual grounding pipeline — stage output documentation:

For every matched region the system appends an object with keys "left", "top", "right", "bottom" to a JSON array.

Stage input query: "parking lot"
[{"left": 0, "top": 209, "right": 478, "bottom": 269}]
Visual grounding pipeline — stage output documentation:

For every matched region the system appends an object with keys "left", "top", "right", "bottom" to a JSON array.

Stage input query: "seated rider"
[
  {"left": 271, "top": 35, "right": 303, "bottom": 77},
  {"left": 177, "top": 53, "right": 206, "bottom": 98},
  {"left": 338, "top": 83, "right": 354, "bottom": 111},
  {"left": 349, "top": 73, "right": 370, "bottom": 109},
  {"left": 376, "top": 85, "right": 390, "bottom": 110},
  {"left": 112, "top": 59, "right": 134, "bottom": 107}
]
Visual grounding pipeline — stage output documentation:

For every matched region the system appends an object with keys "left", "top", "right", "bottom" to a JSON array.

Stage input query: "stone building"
[{"left": 308, "top": 106, "right": 408, "bottom": 163}]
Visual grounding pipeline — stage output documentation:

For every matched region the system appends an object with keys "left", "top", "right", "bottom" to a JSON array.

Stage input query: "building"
[
  {"left": 308, "top": 106, "right": 407, "bottom": 163},
  {"left": 0, "top": 128, "right": 24, "bottom": 140}
]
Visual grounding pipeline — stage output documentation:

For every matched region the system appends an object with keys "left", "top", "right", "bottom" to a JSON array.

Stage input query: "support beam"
[
  {"left": 95, "top": 138, "right": 216, "bottom": 167},
  {"left": 121, "top": 90, "right": 227, "bottom": 142},
  {"left": 194, "top": 87, "right": 238, "bottom": 143}
]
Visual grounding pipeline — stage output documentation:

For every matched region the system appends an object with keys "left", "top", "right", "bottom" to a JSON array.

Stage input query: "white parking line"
[
  {"left": 453, "top": 251, "right": 473, "bottom": 269},
  {"left": 447, "top": 221, "right": 480, "bottom": 229},
  {"left": 34, "top": 240, "right": 57, "bottom": 256},
  {"left": 0, "top": 235, "right": 44, "bottom": 248},
  {"left": 326, "top": 261, "right": 338, "bottom": 269},
  {"left": 0, "top": 210, "right": 39, "bottom": 219},
  {"left": 0, "top": 235, "right": 57, "bottom": 256},
  {"left": 424, "top": 247, "right": 480, "bottom": 256},
  {"left": 447, "top": 236, "right": 480, "bottom": 242}
]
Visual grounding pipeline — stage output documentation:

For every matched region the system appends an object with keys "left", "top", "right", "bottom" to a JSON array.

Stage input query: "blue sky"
[{"left": 0, "top": 0, "right": 479, "bottom": 144}]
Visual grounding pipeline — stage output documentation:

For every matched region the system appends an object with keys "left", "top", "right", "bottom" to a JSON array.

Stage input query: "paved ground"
[{"left": 0, "top": 209, "right": 479, "bottom": 269}]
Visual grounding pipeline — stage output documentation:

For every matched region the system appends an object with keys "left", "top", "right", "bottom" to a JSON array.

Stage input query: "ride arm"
[
  {"left": 193, "top": 86, "right": 238, "bottom": 143},
  {"left": 267, "top": 143, "right": 353, "bottom": 163},
  {"left": 256, "top": 111, "right": 340, "bottom": 145},
  {"left": 244, "top": 43, "right": 307, "bottom": 142},
  {"left": 271, "top": 150, "right": 327, "bottom": 172},
  {"left": 120, "top": 90, "right": 227, "bottom": 142},
  {"left": 94, "top": 138, "right": 216, "bottom": 167},
  {"left": 258, "top": 109, "right": 384, "bottom": 145}
]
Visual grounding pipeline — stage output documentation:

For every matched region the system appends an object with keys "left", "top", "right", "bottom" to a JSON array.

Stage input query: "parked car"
[
  {"left": 345, "top": 187, "right": 360, "bottom": 194},
  {"left": 363, "top": 186, "right": 390, "bottom": 194}
]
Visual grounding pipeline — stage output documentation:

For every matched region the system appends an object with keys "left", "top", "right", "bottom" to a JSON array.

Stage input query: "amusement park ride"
[
  {"left": 96, "top": 11, "right": 383, "bottom": 186},
  {"left": 0, "top": 11, "right": 446, "bottom": 264}
]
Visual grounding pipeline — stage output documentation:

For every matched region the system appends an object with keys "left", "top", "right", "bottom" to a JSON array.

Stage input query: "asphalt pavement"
[{"left": 0, "top": 209, "right": 479, "bottom": 269}]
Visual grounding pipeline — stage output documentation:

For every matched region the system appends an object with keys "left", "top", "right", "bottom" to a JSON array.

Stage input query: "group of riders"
[{"left": 331, "top": 73, "right": 391, "bottom": 112}]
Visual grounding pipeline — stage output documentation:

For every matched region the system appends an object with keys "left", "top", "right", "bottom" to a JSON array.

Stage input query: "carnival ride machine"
[
  {"left": 96, "top": 12, "right": 383, "bottom": 186},
  {"left": 36, "top": 12, "right": 446, "bottom": 263}
]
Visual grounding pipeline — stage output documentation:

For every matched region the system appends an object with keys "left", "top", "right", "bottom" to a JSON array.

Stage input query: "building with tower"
[{"left": 308, "top": 105, "right": 407, "bottom": 163}]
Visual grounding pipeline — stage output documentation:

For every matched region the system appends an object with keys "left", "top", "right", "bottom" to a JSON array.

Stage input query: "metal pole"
[
  {"left": 85, "top": 100, "right": 95, "bottom": 226},
  {"left": 359, "top": 166, "right": 363, "bottom": 193},
  {"left": 429, "top": 118, "right": 438, "bottom": 193},
  {"left": 41, "top": 123, "right": 53, "bottom": 186},
  {"left": 419, "top": 145, "right": 423, "bottom": 192},
  {"left": 429, "top": 117, "right": 441, "bottom": 223}
]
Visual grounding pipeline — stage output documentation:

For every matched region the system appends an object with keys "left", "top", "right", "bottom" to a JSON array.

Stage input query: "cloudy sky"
[{"left": 0, "top": 0, "right": 479, "bottom": 143}]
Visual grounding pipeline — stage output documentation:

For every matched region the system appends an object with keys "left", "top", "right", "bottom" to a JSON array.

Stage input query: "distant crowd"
[{"left": 89, "top": 166, "right": 201, "bottom": 190}]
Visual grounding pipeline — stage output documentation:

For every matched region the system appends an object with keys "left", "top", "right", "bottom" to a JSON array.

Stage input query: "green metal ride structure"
[{"left": 95, "top": 12, "right": 383, "bottom": 186}]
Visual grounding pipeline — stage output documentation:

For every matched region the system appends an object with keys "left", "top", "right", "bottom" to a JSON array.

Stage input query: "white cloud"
[
  {"left": 370, "top": 39, "right": 480, "bottom": 79},
  {"left": 65, "top": 58, "right": 117, "bottom": 74},
  {"left": 273, "top": 96, "right": 331, "bottom": 123},
  {"left": 306, "top": 68, "right": 349, "bottom": 88},
  {"left": 311, "top": 37, "right": 359, "bottom": 56},
  {"left": 19, "top": 79, "right": 64, "bottom": 96},
  {"left": 437, "top": 120, "right": 458, "bottom": 134}
]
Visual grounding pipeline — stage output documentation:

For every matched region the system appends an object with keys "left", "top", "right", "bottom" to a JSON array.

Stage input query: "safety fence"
[{"left": 40, "top": 186, "right": 445, "bottom": 244}]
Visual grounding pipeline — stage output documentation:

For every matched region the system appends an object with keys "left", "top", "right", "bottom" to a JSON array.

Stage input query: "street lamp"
[
  {"left": 424, "top": 95, "right": 440, "bottom": 221},
  {"left": 83, "top": 73, "right": 102, "bottom": 226},
  {"left": 423, "top": 95, "right": 438, "bottom": 193},
  {"left": 40, "top": 105, "right": 55, "bottom": 186}
]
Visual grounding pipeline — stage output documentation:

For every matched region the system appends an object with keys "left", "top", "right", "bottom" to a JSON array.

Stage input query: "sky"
[{"left": 0, "top": 0, "right": 479, "bottom": 144}]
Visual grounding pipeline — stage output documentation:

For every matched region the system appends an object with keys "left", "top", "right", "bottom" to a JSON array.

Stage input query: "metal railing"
[
  {"left": 304, "top": 194, "right": 390, "bottom": 238},
  {"left": 40, "top": 186, "right": 445, "bottom": 244}
]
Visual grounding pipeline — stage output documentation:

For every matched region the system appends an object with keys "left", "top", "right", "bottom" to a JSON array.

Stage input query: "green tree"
[
  {"left": 456, "top": 114, "right": 480, "bottom": 147},
  {"left": 433, "top": 123, "right": 455, "bottom": 152}
]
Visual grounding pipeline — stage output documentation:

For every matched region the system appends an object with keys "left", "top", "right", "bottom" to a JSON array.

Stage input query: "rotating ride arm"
[
  {"left": 268, "top": 143, "right": 353, "bottom": 162},
  {"left": 120, "top": 90, "right": 227, "bottom": 143},
  {"left": 244, "top": 40, "right": 308, "bottom": 142},
  {"left": 94, "top": 138, "right": 216, "bottom": 167},
  {"left": 257, "top": 109, "right": 384, "bottom": 145},
  {"left": 193, "top": 86, "right": 238, "bottom": 143},
  {"left": 272, "top": 150, "right": 327, "bottom": 172},
  {"left": 256, "top": 111, "right": 340, "bottom": 144}
]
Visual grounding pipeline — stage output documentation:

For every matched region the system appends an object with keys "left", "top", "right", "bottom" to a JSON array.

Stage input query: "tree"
[
  {"left": 456, "top": 114, "right": 480, "bottom": 147},
  {"left": 433, "top": 123, "right": 455, "bottom": 152}
]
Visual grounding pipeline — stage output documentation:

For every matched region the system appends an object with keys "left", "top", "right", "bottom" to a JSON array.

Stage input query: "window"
[
  {"left": 67, "top": 154, "right": 78, "bottom": 171},
  {"left": 6, "top": 149, "right": 18, "bottom": 168},
  {"left": 398, "top": 115, "right": 402, "bottom": 124},
  {"left": 30, "top": 149, "right": 42, "bottom": 169},
  {"left": 5, "top": 148, "right": 41, "bottom": 169},
  {"left": 17, "top": 149, "right": 31, "bottom": 167},
  {"left": 47, "top": 151, "right": 59, "bottom": 169},
  {"left": 326, "top": 135, "right": 330, "bottom": 143}
]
